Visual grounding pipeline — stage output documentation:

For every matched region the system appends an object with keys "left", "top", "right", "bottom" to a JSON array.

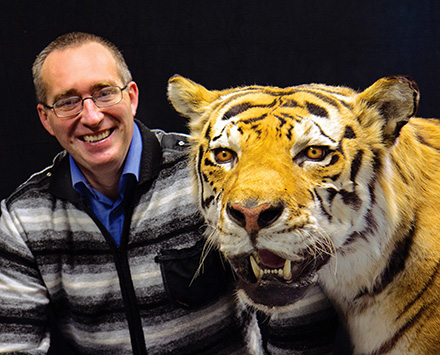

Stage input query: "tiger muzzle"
[
  {"left": 226, "top": 202, "right": 284, "bottom": 234},
  {"left": 224, "top": 202, "right": 330, "bottom": 308}
]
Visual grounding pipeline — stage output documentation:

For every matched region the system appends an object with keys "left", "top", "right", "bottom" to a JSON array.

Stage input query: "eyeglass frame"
[{"left": 42, "top": 84, "right": 129, "bottom": 118}]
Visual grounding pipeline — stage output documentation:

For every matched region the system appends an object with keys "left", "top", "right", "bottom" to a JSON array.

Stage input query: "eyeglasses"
[{"left": 44, "top": 85, "right": 128, "bottom": 118}]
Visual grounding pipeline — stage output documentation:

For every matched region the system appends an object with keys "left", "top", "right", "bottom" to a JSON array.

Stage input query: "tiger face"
[{"left": 167, "top": 75, "right": 419, "bottom": 310}]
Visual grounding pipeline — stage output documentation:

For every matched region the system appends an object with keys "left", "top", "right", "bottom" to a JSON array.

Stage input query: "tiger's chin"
[{"left": 229, "top": 249, "right": 330, "bottom": 311}]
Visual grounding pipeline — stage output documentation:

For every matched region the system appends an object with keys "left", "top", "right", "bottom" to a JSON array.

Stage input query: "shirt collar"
[
  {"left": 121, "top": 121, "right": 142, "bottom": 181},
  {"left": 70, "top": 122, "right": 143, "bottom": 196}
]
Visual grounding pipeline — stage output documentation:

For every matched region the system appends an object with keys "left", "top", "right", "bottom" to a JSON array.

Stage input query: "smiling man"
[
  {"left": 36, "top": 40, "right": 137, "bottom": 201},
  {"left": 0, "top": 32, "right": 340, "bottom": 354}
]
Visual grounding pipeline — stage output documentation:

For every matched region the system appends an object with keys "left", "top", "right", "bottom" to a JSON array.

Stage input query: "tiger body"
[{"left": 168, "top": 75, "right": 440, "bottom": 354}]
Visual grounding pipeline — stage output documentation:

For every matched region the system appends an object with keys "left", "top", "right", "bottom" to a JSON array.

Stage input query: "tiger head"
[{"left": 167, "top": 75, "right": 419, "bottom": 311}]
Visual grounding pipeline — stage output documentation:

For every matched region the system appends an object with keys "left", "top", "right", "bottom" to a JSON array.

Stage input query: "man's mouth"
[{"left": 80, "top": 129, "right": 114, "bottom": 143}]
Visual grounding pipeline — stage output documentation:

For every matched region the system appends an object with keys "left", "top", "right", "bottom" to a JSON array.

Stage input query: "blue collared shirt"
[{"left": 70, "top": 122, "right": 143, "bottom": 245}]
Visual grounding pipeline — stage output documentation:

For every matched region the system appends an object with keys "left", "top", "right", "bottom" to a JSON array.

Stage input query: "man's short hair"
[{"left": 32, "top": 32, "right": 132, "bottom": 104}]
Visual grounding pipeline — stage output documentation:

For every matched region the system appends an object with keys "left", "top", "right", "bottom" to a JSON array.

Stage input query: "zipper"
[
  {"left": 114, "top": 246, "right": 148, "bottom": 355},
  {"left": 81, "top": 195, "right": 148, "bottom": 355}
]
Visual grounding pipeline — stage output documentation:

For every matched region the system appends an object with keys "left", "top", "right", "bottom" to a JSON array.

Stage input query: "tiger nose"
[{"left": 226, "top": 203, "right": 284, "bottom": 233}]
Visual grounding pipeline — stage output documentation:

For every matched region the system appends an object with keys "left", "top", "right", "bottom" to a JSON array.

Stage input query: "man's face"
[{"left": 37, "top": 42, "right": 139, "bottom": 180}]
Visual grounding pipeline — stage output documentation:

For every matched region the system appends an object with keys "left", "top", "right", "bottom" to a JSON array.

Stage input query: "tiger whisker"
[
  {"left": 300, "top": 227, "right": 338, "bottom": 277},
  {"left": 314, "top": 227, "right": 338, "bottom": 276},
  {"left": 190, "top": 223, "right": 219, "bottom": 285}
]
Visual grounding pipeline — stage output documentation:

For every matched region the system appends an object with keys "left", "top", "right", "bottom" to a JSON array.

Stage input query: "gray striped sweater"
[{"left": 0, "top": 122, "right": 339, "bottom": 354}]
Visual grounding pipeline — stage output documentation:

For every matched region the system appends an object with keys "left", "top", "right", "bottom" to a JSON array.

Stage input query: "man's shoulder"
[
  {"left": 151, "top": 129, "right": 192, "bottom": 172},
  {"left": 5, "top": 151, "right": 67, "bottom": 208},
  {"left": 136, "top": 120, "right": 190, "bottom": 153},
  {"left": 151, "top": 129, "right": 191, "bottom": 152}
]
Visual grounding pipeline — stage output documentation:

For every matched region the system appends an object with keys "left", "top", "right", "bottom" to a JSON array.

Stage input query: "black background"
[
  {"left": 1, "top": 0, "right": 439, "bottom": 201},
  {"left": 1, "top": 1, "right": 440, "bottom": 351}
]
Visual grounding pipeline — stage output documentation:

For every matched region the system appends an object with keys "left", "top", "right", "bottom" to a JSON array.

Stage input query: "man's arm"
[{"left": 0, "top": 199, "right": 50, "bottom": 354}]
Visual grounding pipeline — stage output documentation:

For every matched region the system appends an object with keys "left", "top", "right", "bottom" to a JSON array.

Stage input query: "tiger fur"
[{"left": 167, "top": 74, "right": 440, "bottom": 354}]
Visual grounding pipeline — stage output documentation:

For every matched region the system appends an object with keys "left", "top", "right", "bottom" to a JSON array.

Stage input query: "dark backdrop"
[
  {"left": 1, "top": 0, "right": 439, "bottom": 201},
  {"left": 1, "top": 1, "right": 439, "bottom": 352}
]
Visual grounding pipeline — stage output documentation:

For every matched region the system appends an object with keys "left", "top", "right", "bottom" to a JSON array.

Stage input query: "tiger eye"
[
  {"left": 215, "top": 149, "right": 234, "bottom": 163},
  {"left": 306, "top": 146, "right": 325, "bottom": 160}
]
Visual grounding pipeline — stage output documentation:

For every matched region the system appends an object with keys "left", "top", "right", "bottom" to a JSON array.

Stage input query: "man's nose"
[{"left": 80, "top": 98, "right": 103, "bottom": 125}]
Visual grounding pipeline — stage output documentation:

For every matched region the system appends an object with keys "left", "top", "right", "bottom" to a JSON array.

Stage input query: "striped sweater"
[{"left": 0, "top": 122, "right": 339, "bottom": 354}]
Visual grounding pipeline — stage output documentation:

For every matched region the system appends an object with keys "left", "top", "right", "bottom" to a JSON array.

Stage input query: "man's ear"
[
  {"left": 37, "top": 103, "right": 55, "bottom": 136},
  {"left": 127, "top": 81, "right": 139, "bottom": 117}
]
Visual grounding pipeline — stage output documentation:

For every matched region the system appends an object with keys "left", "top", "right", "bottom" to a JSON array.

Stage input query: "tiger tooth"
[
  {"left": 283, "top": 259, "right": 292, "bottom": 280},
  {"left": 256, "top": 254, "right": 261, "bottom": 263},
  {"left": 250, "top": 255, "right": 262, "bottom": 280}
]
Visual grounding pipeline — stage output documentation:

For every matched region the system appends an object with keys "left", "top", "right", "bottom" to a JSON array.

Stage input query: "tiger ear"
[
  {"left": 357, "top": 75, "right": 419, "bottom": 147},
  {"left": 167, "top": 75, "right": 221, "bottom": 134}
]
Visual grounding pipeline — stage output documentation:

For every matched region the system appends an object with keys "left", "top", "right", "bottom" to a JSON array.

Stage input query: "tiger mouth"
[{"left": 229, "top": 249, "right": 330, "bottom": 307}]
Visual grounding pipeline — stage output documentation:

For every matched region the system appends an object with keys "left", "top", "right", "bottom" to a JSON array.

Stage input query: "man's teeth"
[
  {"left": 250, "top": 252, "right": 292, "bottom": 281},
  {"left": 82, "top": 130, "right": 111, "bottom": 143}
]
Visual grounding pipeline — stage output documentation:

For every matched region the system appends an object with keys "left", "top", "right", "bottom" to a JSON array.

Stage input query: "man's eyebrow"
[{"left": 89, "top": 81, "right": 119, "bottom": 91}]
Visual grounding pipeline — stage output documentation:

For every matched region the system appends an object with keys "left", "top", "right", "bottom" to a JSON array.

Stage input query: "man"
[{"left": 0, "top": 32, "right": 340, "bottom": 354}]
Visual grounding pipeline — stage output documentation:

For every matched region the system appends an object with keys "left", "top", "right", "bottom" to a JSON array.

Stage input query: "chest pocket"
[{"left": 155, "top": 240, "right": 236, "bottom": 309}]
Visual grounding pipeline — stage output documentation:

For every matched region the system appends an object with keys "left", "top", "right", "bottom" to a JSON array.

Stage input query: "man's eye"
[
  {"left": 56, "top": 97, "right": 80, "bottom": 109},
  {"left": 95, "top": 88, "right": 118, "bottom": 102}
]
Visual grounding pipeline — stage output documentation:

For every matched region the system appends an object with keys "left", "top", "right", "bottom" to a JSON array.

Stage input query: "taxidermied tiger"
[{"left": 167, "top": 74, "right": 440, "bottom": 354}]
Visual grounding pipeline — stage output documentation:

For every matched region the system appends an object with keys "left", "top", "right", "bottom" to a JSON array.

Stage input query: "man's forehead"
[
  {"left": 41, "top": 42, "right": 120, "bottom": 98},
  {"left": 43, "top": 42, "right": 116, "bottom": 73}
]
